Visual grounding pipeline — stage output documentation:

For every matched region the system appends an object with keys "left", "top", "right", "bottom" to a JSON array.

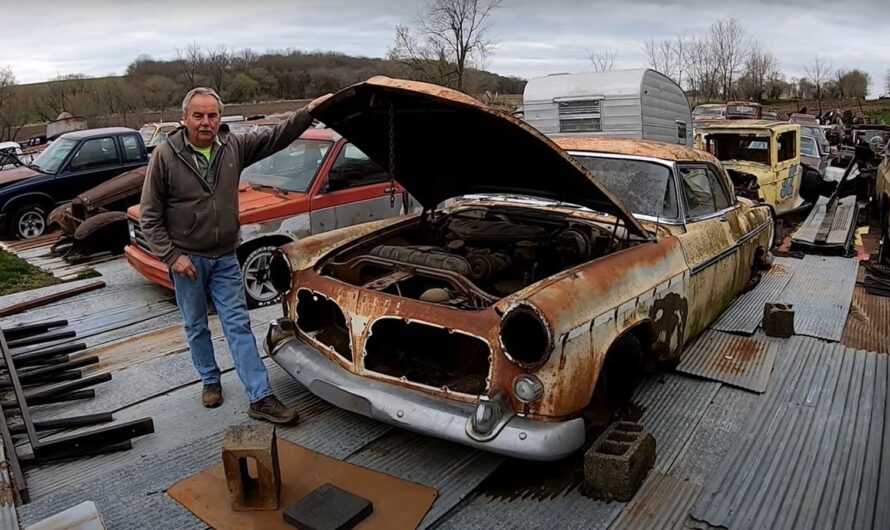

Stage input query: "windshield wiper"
[{"left": 27, "top": 163, "right": 45, "bottom": 173}]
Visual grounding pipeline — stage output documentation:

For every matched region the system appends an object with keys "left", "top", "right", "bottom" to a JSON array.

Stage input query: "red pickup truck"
[{"left": 125, "top": 127, "right": 412, "bottom": 307}]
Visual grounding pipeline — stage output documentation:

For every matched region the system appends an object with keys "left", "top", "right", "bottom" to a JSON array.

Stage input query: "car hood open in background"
[{"left": 311, "top": 76, "right": 648, "bottom": 238}]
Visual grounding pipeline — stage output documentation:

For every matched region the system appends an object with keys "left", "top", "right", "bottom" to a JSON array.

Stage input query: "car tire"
[
  {"left": 240, "top": 245, "right": 282, "bottom": 309},
  {"left": 11, "top": 203, "right": 48, "bottom": 240}
]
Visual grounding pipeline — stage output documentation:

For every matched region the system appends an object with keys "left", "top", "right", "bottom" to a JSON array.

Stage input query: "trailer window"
[{"left": 558, "top": 100, "right": 601, "bottom": 132}]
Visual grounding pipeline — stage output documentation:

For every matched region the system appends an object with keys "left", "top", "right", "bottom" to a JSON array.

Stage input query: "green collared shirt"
[{"left": 185, "top": 136, "right": 221, "bottom": 188}]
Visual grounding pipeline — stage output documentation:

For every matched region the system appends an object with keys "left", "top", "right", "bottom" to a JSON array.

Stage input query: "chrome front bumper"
[{"left": 265, "top": 322, "right": 586, "bottom": 461}]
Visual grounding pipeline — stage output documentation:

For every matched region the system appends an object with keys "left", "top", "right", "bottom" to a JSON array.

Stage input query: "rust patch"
[
  {"left": 649, "top": 293, "right": 688, "bottom": 361},
  {"left": 554, "top": 136, "right": 719, "bottom": 164},
  {"left": 710, "top": 336, "right": 762, "bottom": 375}
]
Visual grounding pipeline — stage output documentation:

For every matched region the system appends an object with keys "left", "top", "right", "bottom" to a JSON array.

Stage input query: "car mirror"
[{"left": 869, "top": 137, "right": 886, "bottom": 154}]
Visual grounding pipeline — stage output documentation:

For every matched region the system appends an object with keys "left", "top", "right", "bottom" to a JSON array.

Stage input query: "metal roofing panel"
[
  {"left": 690, "top": 336, "right": 889, "bottom": 530},
  {"left": 791, "top": 196, "right": 857, "bottom": 249},
  {"left": 344, "top": 430, "right": 503, "bottom": 529},
  {"left": 610, "top": 473, "right": 701, "bottom": 530},
  {"left": 791, "top": 196, "right": 826, "bottom": 244},
  {"left": 782, "top": 256, "right": 859, "bottom": 341},
  {"left": 677, "top": 330, "right": 778, "bottom": 393},
  {"left": 711, "top": 257, "right": 801, "bottom": 334},
  {"left": 842, "top": 285, "right": 890, "bottom": 353}
]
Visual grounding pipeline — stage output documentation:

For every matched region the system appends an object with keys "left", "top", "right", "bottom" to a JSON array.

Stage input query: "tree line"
[{"left": 629, "top": 18, "right": 884, "bottom": 107}]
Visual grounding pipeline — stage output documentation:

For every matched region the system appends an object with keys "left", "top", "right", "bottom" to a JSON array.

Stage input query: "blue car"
[{"left": 0, "top": 127, "right": 148, "bottom": 239}]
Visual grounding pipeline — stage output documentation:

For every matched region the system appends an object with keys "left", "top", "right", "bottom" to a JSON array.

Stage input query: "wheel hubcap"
[
  {"left": 244, "top": 251, "right": 278, "bottom": 302},
  {"left": 18, "top": 211, "right": 45, "bottom": 239}
]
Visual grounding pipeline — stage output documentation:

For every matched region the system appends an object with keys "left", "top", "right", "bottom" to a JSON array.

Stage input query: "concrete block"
[
  {"left": 222, "top": 424, "right": 281, "bottom": 511},
  {"left": 763, "top": 302, "right": 795, "bottom": 338},
  {"left": 283, "top": 483, "right": 373, "bottom": 530},
  {"left": 583, "top": 421, "right": 656, "bottom": 501}
]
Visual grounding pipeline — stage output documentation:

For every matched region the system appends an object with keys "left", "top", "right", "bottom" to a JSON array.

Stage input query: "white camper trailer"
[{"left": 523, "top": 68, "right": 692, "bottom": 146}]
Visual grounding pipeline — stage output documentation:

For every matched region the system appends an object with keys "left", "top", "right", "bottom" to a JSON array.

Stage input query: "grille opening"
[
  {"left": 364, "top": 319, "right": 490, "bottom": 395},
  {"left": 501, "top": 308, "right": 550, "bottom": 367},
  {"left": 296, "top": 290, "right": 351, "bottom": 361}
]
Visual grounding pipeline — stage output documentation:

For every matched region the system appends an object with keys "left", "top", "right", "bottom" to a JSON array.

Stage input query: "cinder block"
[
  {"left": 763, "top": 302, "right": 795, "bottom": 338},
  {"left": 222, "top": 424, "right": 280, "bottom": 511},
  {"left": 283, "top": 483, "right": 373, "bottom": 530},
  {"left": 583, "top": 421, "right": 656, "bottom": 501}
]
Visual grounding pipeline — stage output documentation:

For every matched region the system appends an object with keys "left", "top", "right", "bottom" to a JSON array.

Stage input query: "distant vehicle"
[
  {"left": 725, "top": 101, "right": 763, "bottom": 120},
  {"left": 0, "top": 127, "right": 148, "bottom": 239},
  {"left": 696, "top": 121, "right": 818, "bottom": 215},
  {"left": 138, "top": 122, "right": 180, "bottom": 151},
  {"left": 522, "top": 68, "right": 692, "bottom": 146},
  {"left": 800, "top": 135, "right": 828, "bottom": 175},
  {"left": 838, "top": 126, "right": 890, "bottom": 167}
]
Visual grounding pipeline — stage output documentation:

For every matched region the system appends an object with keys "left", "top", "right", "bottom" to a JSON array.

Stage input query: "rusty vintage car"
[{"left": 263, "top": 77, "right": 775, "bottom": 461}]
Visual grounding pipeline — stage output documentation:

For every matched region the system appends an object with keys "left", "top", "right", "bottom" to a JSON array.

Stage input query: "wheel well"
[
  {"left": 236, "top": 235, "right": 293, "bottom": 263},
  {"left": 5, "top": 194, "right": 54, "bottom": 216}
]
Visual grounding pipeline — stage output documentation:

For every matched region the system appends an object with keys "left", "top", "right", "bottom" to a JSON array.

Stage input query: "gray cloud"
[{"left": 0, "top": 0, "right": 887, "bottom": 95}]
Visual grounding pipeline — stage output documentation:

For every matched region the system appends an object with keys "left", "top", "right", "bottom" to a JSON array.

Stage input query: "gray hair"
[{"left": 181, "top": 87, "right": 224, "bottom": 115}]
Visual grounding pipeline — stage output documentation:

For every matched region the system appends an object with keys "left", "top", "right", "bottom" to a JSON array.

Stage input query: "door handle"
[{"left": 719, "top": 214, "right": 728, "bottom": 222}]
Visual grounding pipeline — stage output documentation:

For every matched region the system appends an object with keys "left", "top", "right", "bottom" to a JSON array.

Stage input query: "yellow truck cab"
[{"left": 695, "top": 121, "right": 810, "bottom": 216}]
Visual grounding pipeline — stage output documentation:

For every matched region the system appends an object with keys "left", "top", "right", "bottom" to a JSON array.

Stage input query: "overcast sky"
[{"left": 2, "top": 0, "right": 888, "bottom": 96}]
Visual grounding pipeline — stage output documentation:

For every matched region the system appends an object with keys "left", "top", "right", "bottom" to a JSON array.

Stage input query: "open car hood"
[{"left": 312, "top": 76, "right": 648, "bottom": 238}]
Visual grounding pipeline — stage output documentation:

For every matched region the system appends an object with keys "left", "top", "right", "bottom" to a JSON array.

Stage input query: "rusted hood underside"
[
  {"left": 311, "top": 76, "right": 648, "bottom": 238},
  {"left": 78, "top": 166, "right": 147, "bottom": 208}
]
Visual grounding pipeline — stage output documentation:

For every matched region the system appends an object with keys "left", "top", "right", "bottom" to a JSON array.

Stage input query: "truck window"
[
  {"left": 705, "top": 134, "right": 770, "bottom": 165},
  {"left": 557, "top": 100, "right": 602, "bottom": 133},
  {"left": 121, "top": 135, "right": 143, "bottom": 162},
  {"left": 777, "top": 131, "right": 796, "bottom": 162},
  {"left": 325, "top": 143, "right": 389, "bottom": 192},
  {"left": 68, "top": 137, "right": 118, "bottom": 171}
]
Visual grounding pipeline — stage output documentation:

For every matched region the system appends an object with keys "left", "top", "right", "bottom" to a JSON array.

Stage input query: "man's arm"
[
  {"left": 237, "top": 94, "right": 332, "bottom": 168},
  {"left": 139, "top": 153, "right": 181, "bottom": 268}
]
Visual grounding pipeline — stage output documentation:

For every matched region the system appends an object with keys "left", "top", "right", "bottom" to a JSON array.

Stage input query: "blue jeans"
[{"left": 171, "top": 253, "right": 273, "bottom": 403}]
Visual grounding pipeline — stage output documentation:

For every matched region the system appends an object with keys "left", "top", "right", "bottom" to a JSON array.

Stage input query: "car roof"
[
  {"left": 61, "top": 127, "right": 138, "bottom": 140},
  {"left": 554, "top": 137, "right": 719, "bottom": 164},
  {"left": 696, "top": 120, "right": 798, "bottom": 132}
]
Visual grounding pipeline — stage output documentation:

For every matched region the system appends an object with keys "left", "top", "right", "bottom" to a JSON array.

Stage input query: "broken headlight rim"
[
  {"left": 269, "top": 248, "right": 294, "bottom": 296},
  {"left": 513, "top": 374, "right": 544, "bottom": 404},
  {"left": 499, "top": 302, "right": 553, "bottom": 370}
]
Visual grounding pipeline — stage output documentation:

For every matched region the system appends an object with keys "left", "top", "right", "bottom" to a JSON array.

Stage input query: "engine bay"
[{"left": 320, "top": 207, "right": 629, "bottom": 309}]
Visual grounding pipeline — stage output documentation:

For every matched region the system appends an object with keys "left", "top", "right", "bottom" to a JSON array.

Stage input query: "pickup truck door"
[
  {"left": 309, "top": 143, "right": 402, "bottom": 234},
  {"left": 674, "top": 162, "right": 747, "bottom": 340},
  {"left": 56, "top": 136, "right": 123, "bottom": 202}
]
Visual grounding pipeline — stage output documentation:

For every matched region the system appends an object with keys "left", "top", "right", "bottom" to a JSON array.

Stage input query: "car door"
[
  {"left": 674, "top": 162, "right": 745, "bottom": 340},
  {"left": 57, "top": 137, "right": 122, "bottom": 201},
  {"left": 773, "top": 129, "right": 802, "bottom": 209},
  {"left": 309, "top": 142, "right": 402, "bottom": 234}
]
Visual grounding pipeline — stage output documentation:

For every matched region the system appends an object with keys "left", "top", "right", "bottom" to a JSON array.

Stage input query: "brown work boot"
[
  {"left": 202, "top": 383, "right": 223, "bottom": 408},
  {"left": 248, "top": 395, "right": 300, "bottom": 424}
]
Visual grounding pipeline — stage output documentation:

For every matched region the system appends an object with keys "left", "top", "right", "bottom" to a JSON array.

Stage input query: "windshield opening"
[
  {"left": 704, "top": 133, "right": 770, "bottom": 164},
  {"left": 31, "top": 138, "right": 78, "bottom": 173},
  {"left": 573, "top": 155, "right": 677, "bottom": 219},
  {"left": 139, "top": 126, "right": 156, "bottom": 144},
  {"left": 241, "top": 139, "right": 332, "bottom": 192}
]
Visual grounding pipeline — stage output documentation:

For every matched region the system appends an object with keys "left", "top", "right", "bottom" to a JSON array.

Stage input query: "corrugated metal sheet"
[
  {"left": 842, "top": 285, "right": 890, "bottom": 354},
  {"left": 345, "top": 430, "right": 503, "bottom": 529},
  {"left": 781, "top": 255, "right": 859, "bottom": 341},
  {"left": 434, "top": 373, "right": 719, "bottom": 530},
  {"left": 791, "top": 195, "right": 857, "bottom": 250},
  {"left": 690, "top": 336, "right": 890, "bottom": 530},
  {"left": 609, "top": 473, "right": 701, "bottom": 530},
  {"left": 677, "top": 330, "right": 777, "bottom": 392},
  {"left": 711, "top": 257, "right": 801, "bottom": 334}
]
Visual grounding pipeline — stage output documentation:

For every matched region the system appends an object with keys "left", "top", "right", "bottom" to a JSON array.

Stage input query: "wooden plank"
[{"left": 0, "top": 281, "right": 106, "bottom": 318}]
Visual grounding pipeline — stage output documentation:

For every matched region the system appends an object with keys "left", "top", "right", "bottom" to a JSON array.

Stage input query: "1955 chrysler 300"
[{"left": 264, "top": 77, "right": 775, "bottom": 461}]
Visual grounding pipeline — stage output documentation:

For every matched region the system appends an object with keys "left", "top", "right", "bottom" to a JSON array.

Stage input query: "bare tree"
[
  {"left": 741, "top": 44, "right": 779, "bottom": 101},
  {"left": 709, "top": 19, "right": 750, "bottom": 100},
  {"left": 176, "top": 42, "right": 204, "bottom": 87},
  {"left": 835, "top": 69, "right": 870, "bottom": 99},
  {"left": 885, "top": 69, "right": 890, "bottom": 95},
  {"left": 387, "top": 0, "right": 502, "bottom": 91},
  {"left": 0, "top": 67, "right": 18, "bottom": 141},
  {"left": 205, "top": 46, "right": 232, "bottom": 94},
  {"left": 642, "top": 37, "right": 676, "bottom": 80},
  {"left": 804, "top": 55, "right": 832, "bottom": 112},
  {"left": 587, "top": 49, "right": 615, "bottom": 72}
]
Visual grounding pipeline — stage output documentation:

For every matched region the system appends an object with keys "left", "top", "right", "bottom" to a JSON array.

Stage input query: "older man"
[{"left": 140, "top": 87, "right": 329, "bottom": 423}]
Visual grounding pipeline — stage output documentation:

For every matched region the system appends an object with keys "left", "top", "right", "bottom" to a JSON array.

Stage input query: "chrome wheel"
[
  {"left": 18, "top": 210, "right": 46, "bottom": 239},
  {"left": 242, "top": 247, "right": 279, "bottom": 306}
]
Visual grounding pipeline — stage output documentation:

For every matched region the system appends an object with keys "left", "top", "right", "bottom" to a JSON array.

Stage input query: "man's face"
[{"left": 183, "top": 94, "right": 221, "bottom": 148}]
